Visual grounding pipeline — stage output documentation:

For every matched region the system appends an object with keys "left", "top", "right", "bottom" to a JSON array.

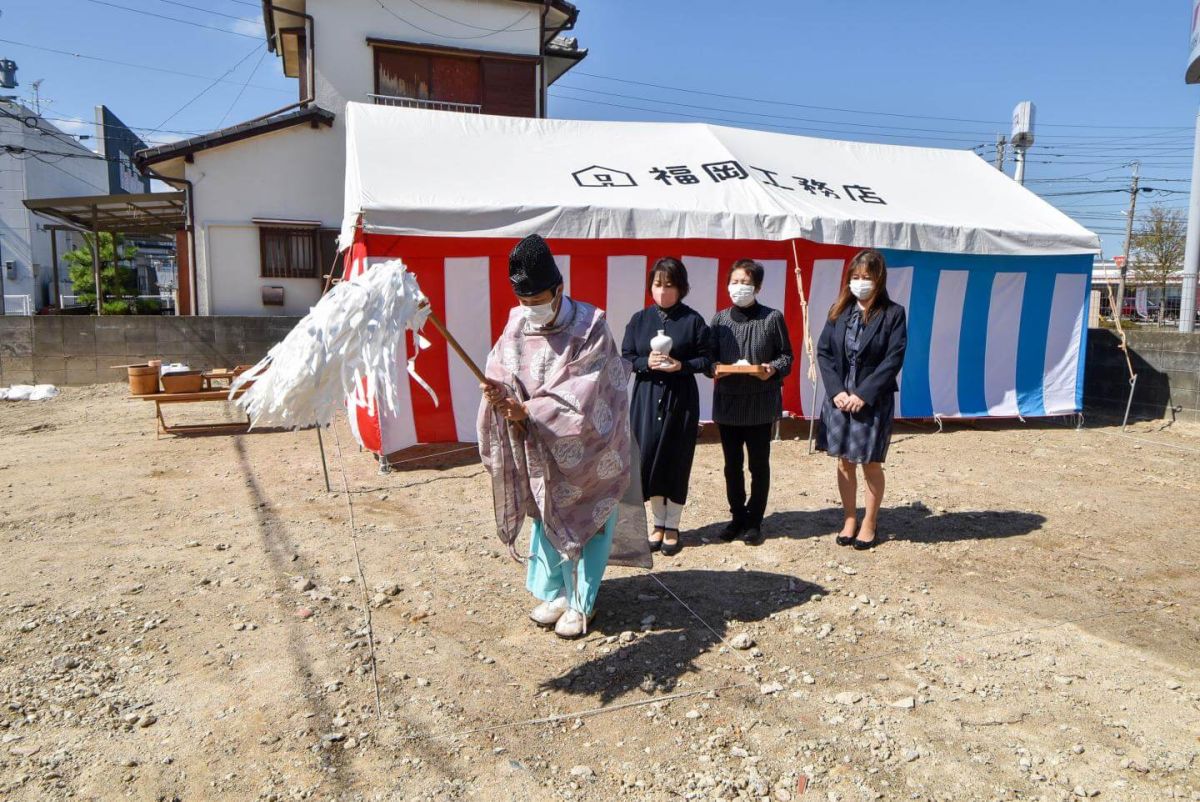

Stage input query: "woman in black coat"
[
  {"left": 816, "top": 248, "right": 907, "bottom": 550},
  {"left": 622, "top": 258, "right": 714, "bottom": 556}
]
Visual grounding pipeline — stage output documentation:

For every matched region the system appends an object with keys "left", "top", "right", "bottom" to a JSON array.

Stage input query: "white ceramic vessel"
[{"left": 650, "top": 329, "right": 673, "bottom": 356}]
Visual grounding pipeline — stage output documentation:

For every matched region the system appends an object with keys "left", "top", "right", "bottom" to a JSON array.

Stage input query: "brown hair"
[
  {"left": 728, "top": 259, "right": 764, "bottom": 289},
  {"left": 647, "top": 257, "right": 690, "bottom": 299},
  {"left": 827, "top": 249, "right": 891, "bottom": 322}
]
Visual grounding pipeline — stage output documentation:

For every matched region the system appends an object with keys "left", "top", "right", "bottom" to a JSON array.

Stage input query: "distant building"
[
  {"left": 0, "top": 92, "right": 166, "bottom": 314},
  {"left": 1092, "top": 258, "right": 1186, "bottom": 321},
  {"left": 134, "top": 0, "right": 585, "bottom": 316},
  {"left": 0, "top": 98, "right": 107, "bottom": 313}
]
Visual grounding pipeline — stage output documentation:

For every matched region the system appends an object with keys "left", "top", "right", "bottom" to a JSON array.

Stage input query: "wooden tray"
[{"left": 714, "top": 363, "right": 767, "bottom": 376}]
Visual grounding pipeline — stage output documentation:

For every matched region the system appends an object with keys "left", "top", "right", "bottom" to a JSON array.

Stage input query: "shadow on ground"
[
  {"left": 540, "top": 568, "right": 823, "bottom": 704},
  {"left": 683, "top": 505, "right": 1045, "bottom": 549}
]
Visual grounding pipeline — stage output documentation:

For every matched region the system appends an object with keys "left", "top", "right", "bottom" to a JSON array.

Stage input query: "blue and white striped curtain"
[{"left": 878, "top": 250, "right": 1093, "bottom": 419}]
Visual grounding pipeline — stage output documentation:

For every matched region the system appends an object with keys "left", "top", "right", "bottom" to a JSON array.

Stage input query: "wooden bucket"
[{"left": 127, "top": 365, "right": 159, "bottom": 395}]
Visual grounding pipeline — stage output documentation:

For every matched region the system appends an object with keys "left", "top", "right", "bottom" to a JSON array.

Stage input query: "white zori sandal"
[
  {"left": 530, "top": 594, "right": 569, "bottom": 627},
  {"left": 554, "top": 609, "right": 595, "bottom": 640}
]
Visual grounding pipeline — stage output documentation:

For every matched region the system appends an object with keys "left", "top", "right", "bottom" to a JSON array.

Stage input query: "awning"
[{"left": 23, "top": 191, "right": 187, "bottom": 234}]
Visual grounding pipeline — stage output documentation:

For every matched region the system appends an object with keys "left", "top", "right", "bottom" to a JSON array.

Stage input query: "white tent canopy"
[{"left": 340, "top": 102, "right": 1099, "bottom": 256}]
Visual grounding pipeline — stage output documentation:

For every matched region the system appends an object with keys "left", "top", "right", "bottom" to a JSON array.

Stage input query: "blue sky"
[{"left": 2, "top": 0, "right": 1197, "bottom": 256}]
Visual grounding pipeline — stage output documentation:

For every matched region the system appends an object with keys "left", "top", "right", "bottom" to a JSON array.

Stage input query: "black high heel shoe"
[{"left": 660, "top": 528, "right": 683, "bottom": 556}]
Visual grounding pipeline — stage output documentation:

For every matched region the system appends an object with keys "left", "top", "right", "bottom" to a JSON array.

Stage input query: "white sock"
[
  {"left": 664, "top": 500, "right": 684, "bottom": 530},
  {"left": 650, "top": 496, "right": 667, "bottom": 528}
]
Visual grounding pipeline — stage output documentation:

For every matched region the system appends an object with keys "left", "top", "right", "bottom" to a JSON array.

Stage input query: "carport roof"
[{"left": 23, "top": 191, "right": 187, "bottom": 234}]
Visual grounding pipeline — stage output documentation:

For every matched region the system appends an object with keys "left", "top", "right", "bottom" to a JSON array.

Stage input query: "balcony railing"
[
  {"left": 368, "top": 94, "right": 482, "bottom": 113},
  {"left": 2, "top": 295, "right": 31, "bottom": 316}
]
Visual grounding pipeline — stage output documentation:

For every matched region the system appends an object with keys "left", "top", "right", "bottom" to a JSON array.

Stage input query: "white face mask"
[
  {"left": 849, "top": 279, "right": 875, "bottom": 301},
  {"left": 728, "top": 283, "right": 757, "bottom": 308},
  {"left": 520, "top": 291, "right": 559, "bottom": 327}
]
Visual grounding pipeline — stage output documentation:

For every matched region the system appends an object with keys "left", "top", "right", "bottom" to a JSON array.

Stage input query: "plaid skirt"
[{"left": 816, "top": 391, "right": 894, "bottom": 464}]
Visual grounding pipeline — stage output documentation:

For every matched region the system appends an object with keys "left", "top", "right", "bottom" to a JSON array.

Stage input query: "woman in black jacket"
[
  {"left": 622, "top": 258, "right": 714, "bottom": 556},
  {"left": 710, "top": 259, "right": 793, "bottom": 546},
  {"left": 816, "top": 249, "right": 907, "bottom": 550}
]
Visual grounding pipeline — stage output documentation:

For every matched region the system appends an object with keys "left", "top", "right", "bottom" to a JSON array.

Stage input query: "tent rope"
[
  {"left": 791, "top": 241, "right": 822, "bottom": 453},
  {"left": 330, "top": 420, "right": 384, "bottom": 718}
]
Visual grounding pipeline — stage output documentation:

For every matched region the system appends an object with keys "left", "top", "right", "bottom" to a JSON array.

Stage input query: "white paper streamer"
[{"left": 230, "top": 259, "right": 432, "bottom": 429}]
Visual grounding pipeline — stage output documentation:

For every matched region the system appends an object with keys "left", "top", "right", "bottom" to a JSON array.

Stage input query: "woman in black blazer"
[{"left": 816, "top": 249, "right": 907, "bottom": 550}]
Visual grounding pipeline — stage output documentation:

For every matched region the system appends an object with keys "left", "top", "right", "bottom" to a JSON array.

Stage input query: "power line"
[
  {"left": 396, "top": 0, "right": 539, "bottom": 33},
  {"left": 15, "top": 148, "right": 110, "bottom": 193},
  {"left": 3, "top": 102, "right": 204, "bottom": 140},
  {"left": 370, "top": 0, "right": 536, "bottom": 40},
  {"left": 553, "top": 82, "right": 1000, "bottom": 138},
  {"left": 81, "top": 0, "right": 261, "bottom": 39},
  {"left": 1, "top": 144, "right": 111, "bottom": 162},
  {"left": 549, "top": 90, "right": 987, "bottom": 145},
  {"left": 568, "top": 70, "right": 1194, "bottom": 132},
  {"left": 151, "top": 44, "right": 265, "bottom": 131},
  {"left": 38, "top": 113, "right": 198, "bottom": 142},
  {"left": 0, "top": 104, "right": 96, "bottom": 159},
  {"left": 218, "top": 48, "right": 269, "bottom": 127},
  {"left": 0, "top": 38, "right": 292, "bottom": 96},
  {"left": 151, "top": 0, "right": 259, "bottom": 23}
]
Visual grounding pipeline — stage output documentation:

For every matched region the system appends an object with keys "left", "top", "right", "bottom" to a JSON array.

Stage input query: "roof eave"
[
  {"left": 133, "top": 107, "right": 334, "bottom": 170},
  {"left": 544, "top": 47, "right": 588, "bottom": 86}
]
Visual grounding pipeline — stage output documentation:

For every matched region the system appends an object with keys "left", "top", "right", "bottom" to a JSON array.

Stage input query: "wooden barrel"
[{"left": 127, "top": 365, "right": 159, "bottom": 395}]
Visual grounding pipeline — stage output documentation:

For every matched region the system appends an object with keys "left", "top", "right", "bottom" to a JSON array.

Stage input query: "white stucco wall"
[
  {"left": 185, "top": 0, "right": 548, "bottom": 316},
  {"left": 185, "top": 123, "right": 341, "bottom": 316}
]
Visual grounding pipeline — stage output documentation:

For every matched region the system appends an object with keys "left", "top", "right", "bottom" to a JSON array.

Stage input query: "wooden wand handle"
[
  {"left": 425, "top": 309, "right": 488, "bottom": 383},
  {"left": 424, "top": 308, "right": 526, "bottom": 435}
]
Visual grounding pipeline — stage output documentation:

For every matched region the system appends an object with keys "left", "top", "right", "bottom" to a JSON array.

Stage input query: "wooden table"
[{"left": 130, "top": 388, "right": 251, "bottom": 437}]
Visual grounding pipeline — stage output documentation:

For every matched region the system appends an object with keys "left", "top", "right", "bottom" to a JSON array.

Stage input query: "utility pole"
[
  {"left": 1113, "top": 161, "right": 1141, "bottom": 323},
  {"left": 994, "top": 135, "right": 1007, "bottom": 172},
  {"left": 1180, "top": 107, "right": 1200, "bottom": 333},
  {"left": 1014, "top": 146, "right": 1028, "bottom": 185},
  {"left": 1010, "top": 102, "right": 1035, "bottom": 186}
]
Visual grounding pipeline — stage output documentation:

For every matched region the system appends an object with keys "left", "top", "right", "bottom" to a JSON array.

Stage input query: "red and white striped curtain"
[{"left": 343, "top": 229, "right": 859, "bottom": 457}]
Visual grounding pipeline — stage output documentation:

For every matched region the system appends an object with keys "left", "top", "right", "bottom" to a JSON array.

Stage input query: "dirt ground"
[{"left": 0, "top": 383, "right": 1198, "bottom": 802}]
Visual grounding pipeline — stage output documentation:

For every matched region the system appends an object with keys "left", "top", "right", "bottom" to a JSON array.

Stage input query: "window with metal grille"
[{"left": 259, "top": 226, "right": 319, "bottom": 279}]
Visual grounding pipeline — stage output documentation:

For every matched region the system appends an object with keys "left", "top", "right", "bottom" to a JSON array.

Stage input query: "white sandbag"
[
  {"left": 230, "top": 258, "right": 431, "bottom": 430},
  {"left": 28, "top": 384, "right": 59, "bottom": 401}
]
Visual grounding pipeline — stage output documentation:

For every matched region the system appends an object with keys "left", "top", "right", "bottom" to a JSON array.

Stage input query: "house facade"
[{"left": 135, "top": 0, "right": 584, "bottom": 316}]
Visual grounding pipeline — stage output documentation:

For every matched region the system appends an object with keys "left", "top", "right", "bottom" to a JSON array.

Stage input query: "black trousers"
[{"left": 718, "top": 422, "right": 773, "bottom": 527}]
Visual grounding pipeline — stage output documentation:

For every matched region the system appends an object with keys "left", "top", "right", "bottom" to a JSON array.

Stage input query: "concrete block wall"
[
  {"left": 0, "top": 316, "right": 301, "bottom": 386},
  {"left": 1085, "top": 328, "right": 1200, "bottom": 423}
]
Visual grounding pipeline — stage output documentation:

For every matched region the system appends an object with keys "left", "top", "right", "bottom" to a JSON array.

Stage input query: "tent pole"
[
  {"left": 50, "top": 229, "right": 61, "bottom": 310},
  {"left": 91, "top": 208, "right": 103, "bottom": 316},
  {"left": 316, "top": 425, "right": 332, "bottom": 492}
]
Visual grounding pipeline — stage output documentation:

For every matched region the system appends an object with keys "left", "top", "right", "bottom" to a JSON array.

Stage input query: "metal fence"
[
  {"left": 2, "top": 295, "right": 32, "bottom": 315},
  {"left": 60, "top": 294, "right": 176, "bottom": 314},
  {"left": 1097, "top": 290, "right": 1197, "bottom": 327}
]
